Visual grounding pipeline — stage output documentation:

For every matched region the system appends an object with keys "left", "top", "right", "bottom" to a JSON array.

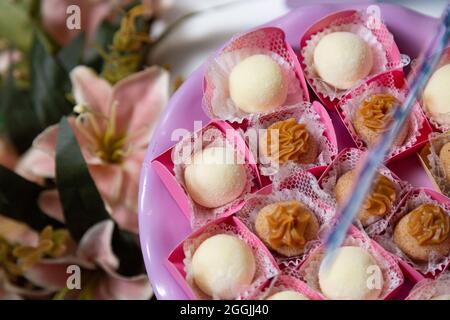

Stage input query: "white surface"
[{"left": 150, "top": 0, "right": 447, "bottom": 86}]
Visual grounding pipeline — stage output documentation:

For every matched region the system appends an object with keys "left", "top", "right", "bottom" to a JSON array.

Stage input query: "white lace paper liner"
[
  {"left": 297, "top": 233, "right": 403, "bottom": 300},
  {"left": 301, "top": 22, "right": 389, "bottom": 101},
  {"left": 373, "top": 190, "right": 450, "bottom": 275},
  {"left": 236, "top": 176, "right": 335, "bottom": 265},
  {"left": 172, "top": 126, "right": 257, "bottom": 229},
  {"left": 406, "top": 272, "right": 450, "bottom": 300},
  {"left": 182, "top": 220, "right": 279, "bottom": 300},
  {"left": 248, "top": 275, "right": 322, "bottom": 300},
  {"left": 339, "top": 80, "right": 423, "bottom": 158},
  {"left": 244, "top": 103, "right": 337, "bottom": 177},
  {"left": 204, "top": 47, "right": 304, "bottom": 123},
  {"left": 319, "top": 148, "right": 412, "bottom": 235},
  {"left": 426, "top": 131, "right": 450, "bottom": 197}
]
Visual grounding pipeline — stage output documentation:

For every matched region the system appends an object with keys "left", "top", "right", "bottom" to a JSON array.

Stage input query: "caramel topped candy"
[
  {"left": 266, "top": 201, "right": 311, "bottom": 248},
  {"left": 439, "top": 142, "right": 450, "bottom": 183},
  {"left": 407, "top": 204, "right": 449, "bottom": 245},
  {"left": 359, "top": 94, "right": 399, "bottom": 131},
  {"left": 364, "top": 175, "right": 397, "bottom": 217},
  {"left": 255, "top": 200, "right": 319, "bottom": 257},
  {"left": 263, "top": 118, "right": 318, "bottom": 165},
  {"left": 394, "top": 203, "right": 450, "bottom": 262},
  {"left": 353, "top": 94, "right": 408, "bottom": 146}
]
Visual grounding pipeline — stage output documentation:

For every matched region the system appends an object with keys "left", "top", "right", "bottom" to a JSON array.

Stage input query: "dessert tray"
[{"left": 138, "top": 3, "right": 449, "bottom": 300}]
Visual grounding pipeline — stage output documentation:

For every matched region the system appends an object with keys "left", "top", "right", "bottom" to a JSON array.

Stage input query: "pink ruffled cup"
[
  {"left": 151, "top": 120, "right": 262, "bottom": 229},
  {"left": 299, "top": 9, "right": 404, "bottom": 109},
  {"left": 297, "top": 226, "right": 405, "bottom": 300},
  {"left": 236, "top": 170, "right": 335, "bottom": 266},
  {"left": 337, "top": 70, "right": 433, "bottom": 162},
  {"left": 203, "top": 27, "right": 309, "bottom": 122},
  {"left": 165, "top": 216, "right": 280, "bottom": 300},
  {"left": 241, "top": 101, "right": 338, "bottom": 179},
  {"left": 406, "top": 272, "right": 450, "bottom": 300},
  {"left": 245, "top": 274, "right": 324, "bottom": 300},
  {"left": 318, "top": 148, "right": 412, "bottom": 235},
  {"left": 373, "top": 188, "right": 450, "bottom": 282}
]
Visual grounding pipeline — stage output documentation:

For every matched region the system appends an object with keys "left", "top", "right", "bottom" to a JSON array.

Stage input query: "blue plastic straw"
[{"left": 323, "top": 4, "right": 450, "bottom": 267}]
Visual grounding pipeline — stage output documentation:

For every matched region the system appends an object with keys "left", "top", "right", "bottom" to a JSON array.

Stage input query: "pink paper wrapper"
[
  {"left": 419, "top": 47, "right": 450, "bottom": 132},
  {"left": 318, "top": 148, "right": 412, "bottom": 235},
  {"left": 203, "top": 27, "right": 309, "bottom": 122},
  {"left": 406, "top": 272, "right": 450, "bottom": 300},
  {"left": 236, "top": 170, "right": 335, "bottom": 266},
  {"left": 242, "top": 102, "right": 338, "bottom": 179},
  {"left": 246, "top": 275, "right": 324, "bottom": 300},
  {"left": 166, "top": 216, "right": 280, "bottom": 300},
  {"left": 338, "top": 70, "right": 432, "bottom": 161},
  {"left": 373, "top": 188, "right": 450, "bottom": 278},
  {"left": 297, "top": 226, "right": 404, "bottom": 300},
  {"left": 151, "top": 120, "right": 262, "bottom": 229},
  {"left": 299, "top": 9, "right": 405, "bottom": 108},
  {"left": 426, "top": 131, "right": 450, "bottom": 197}
]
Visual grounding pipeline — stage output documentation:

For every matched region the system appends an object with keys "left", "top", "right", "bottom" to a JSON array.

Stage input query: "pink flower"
[
  {"left": 21, "top": 65, "right": 169, "bottom": 233},
  {"left": 0, "top": 137, "right": 19, "bottom": 170},
  {"left": 0, "top": 219, "right": 152, "bottom": 300},
  {"left": 40, "top": 0, "right": 127, "bottom": 46}
]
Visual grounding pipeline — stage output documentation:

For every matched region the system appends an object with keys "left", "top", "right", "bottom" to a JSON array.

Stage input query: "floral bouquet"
[{"left": 0, "top": 0, "right": 173, "bottom": 300}]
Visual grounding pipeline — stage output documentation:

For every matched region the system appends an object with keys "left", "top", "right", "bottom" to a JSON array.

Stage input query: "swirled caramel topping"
[
  {"left": 364, "top": 175, "right": 397, "bottom": 216},
  {"left": 266, "top": 118, "right": 310, "bottom": 164},
  {"left": 266, "top": 201, "right": 311, "bottom": 249},
  {"left": 359, "top": 94, "right": 399, "bottom": 131},
  {"left": 407, "top": 204, "right": 450, "bottom": 245}
]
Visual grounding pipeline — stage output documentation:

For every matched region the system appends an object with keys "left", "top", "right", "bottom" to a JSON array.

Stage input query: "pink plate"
[{"left": 138, "top": 2, "right": 440, "bottom": 300}]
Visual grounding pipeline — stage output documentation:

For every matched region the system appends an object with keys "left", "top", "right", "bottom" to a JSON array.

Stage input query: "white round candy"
[
  {"left": 184, "top": 146, "right": 247, "bottom": 208},
  {"left": 192, "top": 234, "right": 256, "bottom": 299},
  {"left": 314, "top": 32, "right": 373, "bottom": 90},
  {"left": 318, "top": 246, "right": 383, "bottom": 300},
  {"left": 423, "top": 64, "right": 450, "bottom": 126},
  {"left": 266, "top": 290, "right": 309, "bottom": 300},
  {"left": 229, "top": 54, "right": 288, "bottom": 113}
]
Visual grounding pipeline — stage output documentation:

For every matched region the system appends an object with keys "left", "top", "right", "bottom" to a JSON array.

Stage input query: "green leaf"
[
  {"left": 85, "top": 20, "right": 118, "bottom": 73},
  {"left": 0, "top": 165, "right": 63, "bottom": 231},
  {"left": 58, "top": 33, "right": 85, "bottom": 73},
  {"left": 30, "top": 33, "right": 73, "bottom": 129},
  {"left": 55, "top": 117, "right": 143, "bottom": 276},
  {"left": 0, "top": 1, "right": 33, "bottom": 52},
  {"left": 0, "top": 69, "right": 41, "bottom": 153},
  {"left": 55, "top": 117, "right": 110, "bottom": 241}
]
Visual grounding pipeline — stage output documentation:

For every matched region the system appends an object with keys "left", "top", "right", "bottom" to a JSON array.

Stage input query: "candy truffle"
[
  {"left": 318, "top": 246, "right": 383, "bottom": 300},
  {"left": 334, "top": 170, "right": 397, "bottom": 226},
  {"left": 184, "top": 146, "right": 247, "bottom": 208},
  {"left": 431, "top": 294, "right": 450, "bottom": 300},
  {"left": 353, "top": 94, "right": 408, "bottom": 147},
  {"left": 313, "top": 32, "right": 373, "bottom": 90},
  {"left": 261, "top": 118, "right": 319, "bottom": 165},
  {"left": 423, "top": 64, "right": 450, "bottom": 126},
  {"left": 394, "top": 203, "right": 450, "bottom": 262},
  {"left": 439, "top": 142, "right": 450, "bottom": 183},
  {"left": 255, "top": 200, "right": 319, "bottom": 257},
  {"left": 266, "top": 291, "right": 309, "bottom": 300},
  {"left": 191, "top": 234, "right": 256, "bottom": 299},
  {"left": 229, "top": 54, "right": 288, "bottom": 113}
]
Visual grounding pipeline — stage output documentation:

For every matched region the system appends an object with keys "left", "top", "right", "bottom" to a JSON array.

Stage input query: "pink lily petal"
[
  {"left": 22, "top": 261, "right": 75, "bottom": 292},
  {"left": 0, "top": 137, "right": 19, "bottom": 170},
  {"left": 16, "top": 148, "right": 55, "bottom": 179},
  {"left": 95, "top": 272, "right": 152, "bottom": 300},
  {"left": 88, "top": 164, "right": 124, "bottom": 206},
  {"left": 77, "top": 220, "right": 119, "bottom": 271},
  {"left": 70, "top": 66, "right": 113, "bottom": 116},
  {"left": 37, "top": 190, "right": 65, "bottom": 223},
  {"left": 111, "top": 66, "right": 169, "bottom": 137}
]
